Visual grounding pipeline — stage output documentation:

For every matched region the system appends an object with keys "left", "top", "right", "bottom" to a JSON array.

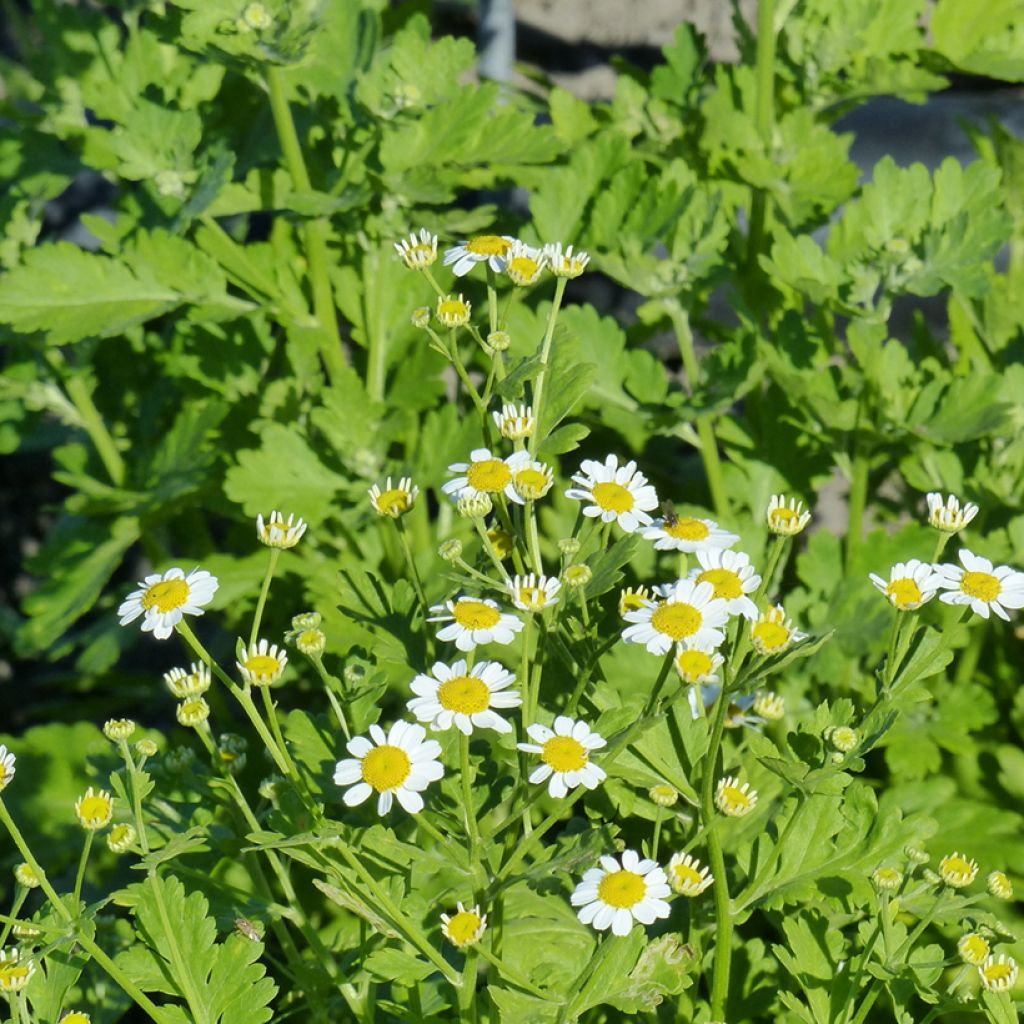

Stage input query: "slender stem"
[
  {"left": 525, "top": 502, "right": 544, "bottom": 574},
  {"left": 528, "top": 277, "right": 568, "bottom": 457},
  {"left": 61, "top": 372, "right": 127, "bottom": 486},
  {"left": 150, "top": 870, "right": 210, "bottom": 1024},
  {"left": 847, "top": 982, "right": 882, "bottom": 1024},
  {"left": 72, "top": 830, "right": 94, "bottom": 907},
  {"left": 846, "top": 445, "right": 870, "bottom": 572},
  {"left": 747, "top": 0, "right": 777, "bottom": 268},
  {"left": 250, "top": 548, "right": 281, "bottom": 648},
  {"left": 0, "top": 889, "right": 27, "bottom": 947},
  {"left": 642, "top": 651, "right": 677, "bottom": 718},
  {"left": 651, "top": 806, "right": 664, "bottom": 861},
  {"left": 449, "top": 329, "right": 490, "bottom": 421},
  {"left": 260, "top": 685, "right": 302, "bottom": 784},
  {"left": 396, "top": 519, "right": 430, "bottom": 619},
  {"left": 265, "top": 66, "right": 346, "bottom": 381},
  {"left": 311, "top": 655, "right": 351, "bottom": 739},
  {"left": 472, "top": 517, "right": 510, "bottom": 581},
  {"left": 476, "top": 944, "right": 548, "bottom": 999},
  {"left": 701, "top": 682, "right": 734, "bottom": 1020},
  {"left": 453, "top": 557, "right": 502, "bottom": 589},
  {"left": 460, "top": 733, "right": 481, "bottom": 858},
  {"left": 486, "top": 267, "right": 500, "bottom": 336},
  {"left": 122, "top": 742, "right": 151, "bottom": 853}
]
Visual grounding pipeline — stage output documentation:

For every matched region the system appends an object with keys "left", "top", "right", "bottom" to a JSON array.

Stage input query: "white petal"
[{"left": 342, "top": 782, "right": 373, "bottom": 807}]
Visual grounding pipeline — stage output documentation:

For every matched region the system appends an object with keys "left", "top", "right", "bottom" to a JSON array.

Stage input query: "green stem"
[
  {"left": 250, "top": 548, "right": 281, "bottom": 648},
  {"left": 486, "top": 266, "right": 500, "bottom": 336},
  {"left": 525, "top": 502, "right": 544, "bottom": 574},
  {"left": 460, "top": 733, "right": 481, "bottom": 858},
  {"left": 476, "top": 944, "right": 548, "bottom": 999},
  {"left": 651, "top": 806, "right": 664, "bottom": 861},
  {"left": 449, "top": 330, "right": 490, "bottom": 421},
  {"left": 311, "top": 655, "right": 351, "bottom": 739},
  {"left": 701, "top": 681, "right": 734, "bottom": 1020},
  {"left": 845, "top": 446, "right": 870, "bottom": 572},
  {"left": 150, "top": 870, "right": 210, "bottom": 1024},
  {"left": 259, "top": 685, "right": 302, "bottom": 785},
  {"left": 265, "top": 66, "right": 346, "bottom": 381},
  {"left": 72, "top": 830, "right": 94, "bottom": 907},
  {"left": 847, "top": 982, "right": 881, "bottom": 1024},
  {"left": 641, "top": 651, "right": 677, "bottom": 718},
  {"left": 747, "top": 0, "right": 777, "bottom": 268},
  {"left": 472, "top": 517, "right": 510, "bottom": 581},
  {"left": 396, "top": 518, "right": 431, "bottom": 620},
  {"left": 122, "top": 742, "right": 150, "bottom": 853},
  {"left": 0, "top": 889, "right": 27, "bottom": 947},
  {"left": 528, "top": 277, "right": 568, "bottom": 457}
]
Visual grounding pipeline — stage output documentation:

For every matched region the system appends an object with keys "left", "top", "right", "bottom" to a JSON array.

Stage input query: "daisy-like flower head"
[
  {"left": 0, "top": 744, "right": 15, "bottom": 792},
  {"left": 0, "top": 948, "right": 35, "bottom": 993},
  {"left": 507, "top": 573, "right": 561, "bottom": 613},
  {"left": 543, "top": 242, "right": 590, "bottom": 279},
  {"left": 649, "top": 784, "right": 678, "bottom": 807},
  {"left": 103, "top": 718, "right": 136, "bottom": 743},
  {"left": 512, "top": 459, "right": 554, "bottom": 502},
  {"left": 428, "top": 596, "right": 524, "bottom": 651},
  {"left": 176, "top": 696, "right": 210, "bottom": 728},
  {"left": 164, "top": 662, "right": 211, "bottom": 699},
  {"left": 667, "top": 852, "right": 714, "bottom": 897},
  {"left": 493, "top": 403, "right": 535, "bottom": 441},
  {"left": 766, "top": 494, "right": 811, "bottom": 536},
  {"left": 980, "top": 954, "right": 1019, "bottom": 993},
  {"left": 505, "top": 240, "right": 546, "bottom": 287},
  {"left": 256, "top": 511, "right": 307, "bottom": 549},
  {"left": 75, "top": 787, "right": 114, "bottom": 830},
  {"left": 60, "top": 1012, "right": 92, "bottom": 1024},
  {"left": 939, "top": 851, "right": 978, "bottom": 888},
  {"left": 926, "top": 492, "right": 979, "bottom": 533},
  {"left": 570, "top": 850, "right": 672, "bottom": 937},
  {"left": 623, "top": 579, "right": 729, "bottom": 655},
  {"left": 752, "top": 691, "right": 785, "bottom": 720},
  {"left": 411, "top": 306, "right": 431, "bottom": 329},
  {"left": 563, "top": 564, "right": 592, "bottom": 588},
  {"left": 136, "top": 738, "right": 158, "bottom": 758},
  {"left": 14, "top": 863, "right": 41, "bottom": 889},
  {"left": 236, "top": 639, "right": 288, "bottom": 687},
  {"left": 333, "top": 721, "right": 444, "bottom": 815},
  {"left": 674, "top": 640, "right": 724, "bottom": 685},
  {"left": 518, "top": 716, "right": 607, "bottom": 798},
  {"left": 436, "top": 293, "right": 471, "bottom": 328},
  {"left": 688, "top": 549, "right": 761, "bottom": 619},
  {"left": 618, "top": 586, "right": 652, "bottom": 618},
  {"left": 715, "top": 776, "right": 758, "bottom": 818},
  {"left": 443, "top": 448, "right": 531, "bottom": 506},
  {"left": 958, "top": 932, "right": 991, "bottom": 966},
  {"left": 118, "top": 567, "right": 218, "bottom": 641},
  {"left": 643, "top": 513, "right": 739, "bottom": 554},
  {"left": 457, "top": 492, "right": 492, "bottom": 519},
  {"left": 988, "top": 870, "right": 1013, "bottom": 900},
  {"left": 368, "top": 477, "right": 419, "bottom": 519},
  {"left": 828, "top": 726, "right": 858, "bottom": 753},
  {"left": 934, "top": 549, "right": 1024, "bottom": 621},
  {"left": 869, "top": 559, "right": 943, "bottom": 611},
  {"left": 440, "top": 902, "right": 487, "bottom": 948},
  {"left": 565, "top": 455, "right": 659, "bottom": 533},
  {"left": 407, "top": 660, "right": 520, "bottom": 735},
  {"left": 394, "top": 228, "right": 438, "bottom": 270},
  {"left": 872, "top": 867, "right": 902, "bottom": 893},
  {"left": 107, "top": 822, "right": 137, "bottom": 854},
  {"left": 443, "top": 234, "right": 517, "bottom": 277},
  {"left": 751, "top": 604, "right": 806, "bottom": 656}
]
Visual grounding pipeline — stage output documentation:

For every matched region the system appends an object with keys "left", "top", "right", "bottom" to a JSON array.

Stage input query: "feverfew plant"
[{"left": 1, "top": 2, "right": 1023, "bottom": 1024}]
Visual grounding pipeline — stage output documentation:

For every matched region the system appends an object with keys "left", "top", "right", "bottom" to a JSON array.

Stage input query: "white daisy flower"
[
  {"left": 407, "top": 659, "right": 520, "bottom": 735},
  {"left": 518, "top": 716, "right": 607, "bottom": 797},
  {"left": 0, "top": 948, "right": 35, "bottom": 992},
  {"left": 333, "top": 721, "right": 444, "bottom": 815},
  {"left": 565, "top": 455, "right": 659, "bottom": 533},
  {"left": 443, "top": 234, "right": 517, "bottom": 277},
  {"left": 505, "top": 240, "right": 546, "bottom": 286},
  {"left": 934, "top": 549, "right": 1024, "bottom": 621},
  {"left": 868, "top": 559, "right": 943, "bottom": 611},
  {"left": 441, "top": 903, "right": 487, "bottom": 948},
  {"left": 643, "top": 513, "right": 739, "bottom": 554},
  {"left": 750, "top": 604, "right": 807, "bottom": 655},
  {"left": 442, "top": 448, "right": 532, "bottom": 506},
  {"left": 368, "top": 477, "right": 419, "bottom": 519},
  {"left": 394, "top": 228, "right": 437, "bottom": 270},
  {"left": 926, "top": 492, "right": 979, "bottom": 533},
  {"left": 164, "top": 662, "right": 211, "bottom": 699},
  {"left": 766, "top": 494, "right": 811, "bottom": 536},
  {"left": 543, "top": 242, "right": 590, "bottom": 279},
  {"left": 715, "top": 776, "right": 758, "bottom": 817},
  {"left": 980, "top": 954, "right": 1019, "bottom": 993},
  {"left": 236, "top": 638, "right": 288, "bottom": 687},
  {"left": 436, "top": 293, "right": 471, "bottom": 328},
  {"left": 570, "top": 850, "right": 672, "bottom": 937},
  {"left": 117, "top": 567, "right": 219, "bottom": 640},
  {"left": 493, "top": 403, "right": 535, "bottom": 441},
  {"left": 428, "top": 596, "right": 524, "bottom": 651},
  {"left": 0, "top": 744, "right": 15, "bottom": 792},
  {"left": 511, "top": 459, "right": 554, "bottom": 501},
  {"left": 667, "top": 852, "right": 714, "bottom": 896},
  {"left": 256, "top": 510, "right": 307, "bottom": 549},
  {"left": 674, "top": 640, "right": 724, "bottom": 685},
  {"left": 507, "top": 573, "right": 561, "bottom": 613},
  {"left": 687, "top": 548, "right": 760, "bottom": 619},
  {"left": 622, "top": 579, "right": 729, "bottom": 655}
]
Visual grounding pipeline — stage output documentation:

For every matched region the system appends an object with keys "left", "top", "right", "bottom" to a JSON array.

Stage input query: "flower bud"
[
  {"left": 563, "top": 564, "right": 592, "bottom": 588},
  {"left": 103, "top": 719, "right": 136, "bottom": 743},
  {"left": 107, "top": 823, "right": 137, "bottom": 854},
  {"left": 649, "top": 784, "right": 678, "bottom": 808},
  {"left": 439, "top": 539, "right": 463, "bottom": 563},
  {"left": 457, "top": 492, "right": 493, "bottom": 518},
  {"left": 14, "top": 863, "right": 42, "bottom": 889},
  {"left": 487, "top": 330, "right": 511, "bottom": 352},
  {"left": 177, "top": 697, "right": 210, "bottom": 728}
]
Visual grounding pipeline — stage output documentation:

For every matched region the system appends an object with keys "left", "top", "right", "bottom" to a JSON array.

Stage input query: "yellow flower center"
[
  {"left": 984, "top": 963, "right": 1015, "bottom": 984},
  {"left": 541, "top": 735, "right": 588, "bottom": 772},
  {"left": 517, "top": 586, "right": 547, "bottom": 607},
  {"left": 142, "top": 578, "right": 189, "bottom": 613},
  {"left": 719, "top": 785, "right": 753, "bottom": 813},
  {"left": 466, "top": 459, "right": 512, "bottom": 493},
  {"left": 665, "top": 517, "right": 710, "bottom": 541},
  {"left": 591, "top": 481, "right": 634, "bottom": 514},
  {"left": 377, "top": 488, "right": 412, "bottom": 515},
  {"left": 361, "top": 745, "right": 412, "bottom": 792},
  {"left": 753, "top": 620, "right": 790, "bottom": 651},
  {"left": 697, "top": 568, "right": 743, "bottom": 600},
  {"left": 437, "top": 675, "right": 491, "bottom": 715},
  {"left": 438, "top": 298, "right": 469, "bottom": 321},
  {"left": 886, "top": 578, "right": 922, "bottom": 608},
  {"left": 78, "top": 794, "right": 112, "bottom": 823},
  {"left": 452, "top": 601, "right": 502, "bottom": 630},
  {"left": 0, "top": 962, "right": 31, "bottom": 989},
  {"left": 445, "top": 911, "right": 483, "bottom": 946},
  {"left": 672, "top": 863, "right": 703, "bottom": 890},
  {"left": 941, "top": 855, "right": 974, "bottom": 878},
  {"left": 508, "top": 256, "right": 541, "bottom": 281},
  {"left": 960, "top": 935, "right": 990, "bottom": 964},
  {"left": 676, "top": 649, "right": 714, "bottom": 681},
  {"left": 597, "top": 870, "right": 646, "bottom": 909},
  {"left": 0, "top": 766, "right": 8, "bottom": 786},
  {"left": 514, "top": 468, "right": 549, "bottom": 494},
  {"left": 770, "top": 508, "right": 800, "bottom": 526},
  {"left": 61, "top": 1013, "right": 91, "bottom": 1024},
  {"left": 467, "top": 235, "right": 513, "bottom": 257},
  {"left": 245, "top": 654, "right": 281, "bottom": 677},
  {"left": 960, "top": 571, "right": 1000, "bottom": 602},
  {"left": 620, "top": 591, "right": 649, "bottom": 614},
  {"left": 651, "top": 603, "right": 702, "bottom": 640}
]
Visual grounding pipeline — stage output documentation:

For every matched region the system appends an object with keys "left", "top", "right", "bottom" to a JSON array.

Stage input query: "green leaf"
[
  {"left": 363, "top": 947, "right": 434, "bottom": 985},
  {"left": 931, "top": 0, "right": 1024, "bottom": 81}
]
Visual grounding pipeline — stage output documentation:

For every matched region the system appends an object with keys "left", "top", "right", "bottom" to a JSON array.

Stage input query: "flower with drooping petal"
[
  {"left": 428, "top": 596, "right": 524, "bottom": 651},
  {"left": 0, "top": 744, "right": 15, "bottom": 792},
  {"left": 643, "top": 514, "right": 739, "bottom": 554},
  {"left": 407, "top": 660, "right": 520, "bottom": 735},
  {"left": 176, "top": 697, "right": 210, "bottom": 728},
  {"left": 369, "top": 477, "right": 419, "bottom": 519},
  {"left": 715, "top": 776, "right": 758, "bottom": 817},
  {"left": 507, "top": 573, "right": 561, "bottom": 613},
  {"left": 443, "top": 235, "right": 517, "bottom": 277},
  {"left": 667, "top": 853, "right": 714, "bottom": 896},
  {"left": 443, "top": 448, "right": 532, "bottom": 506},
  {"left": 394, "top": 228, "right": 437, "bottom": 270},
  {"left": 118, "top": 567, "right": 219, "bottom": 640},
  {"left": 543, "top": 242, "right": 590, "bottom": 279},
  {"left": 440, "top": 903, "right": 487, "bottom": 948},
  {"left": 979, "top": 954, "right": 1018, "bottom": 993},
  {"left": 687, "top": 549, "right": 760, "bottom": 619},
  {"left": 939, "top": 851, "right": 978, "bottom": 888},
  {"left": 869, "top": 559, "right": 943, "bottom": 611},
  {"left": 565, "top": 455, "right": 659, "bottom": 533},
  {"left": 623, "top": 579, "right": 729, "bottom": 655},
  {"left": 766, "top": 494, "right": 811, "bottom": 536},
  {"left": 518, "top": 716, "right": 607, "bottom": 797},
  {"left": 256, "top": 510, "right": 307, "bottom": 549},
  {"left": 570, "top": 850, "right": 671, "bottom": 936},
  {"left": 750, "top": 604, "right": 806, "bottom": 656},
  {"left": 164, "top": 663, "right": 211, "bottom": 699},
  {"left": 926, "top": 492, "right": 978, "bottom": 533},
  {"left": 333, "top": 721, "right": 444, "bottom": 815},
  {"left": 934, "top": 549, "right": 1024, "bottom": 621}
]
